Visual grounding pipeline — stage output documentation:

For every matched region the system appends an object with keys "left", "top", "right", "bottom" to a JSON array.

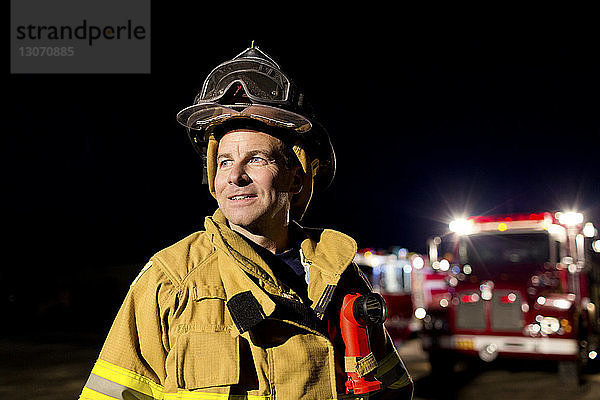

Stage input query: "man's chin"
[
  {"left": 221, "top": 210, "right": 260, "bottom": 230},
  {"left": 219, "top": 204, "right": 289, "bottom": 235}
]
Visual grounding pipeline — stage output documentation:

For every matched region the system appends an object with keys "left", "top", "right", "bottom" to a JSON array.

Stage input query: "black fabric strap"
[{"left": 227, "top": 291, "right": 265, "bottom": 333}]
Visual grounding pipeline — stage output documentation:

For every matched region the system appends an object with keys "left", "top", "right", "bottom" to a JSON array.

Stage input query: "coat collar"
[
  {"left": 205, "top": 208, "right": 358, "bottom": 321},
  {"left": 207, "top": 209, "right": 357, "bottom": 274}
]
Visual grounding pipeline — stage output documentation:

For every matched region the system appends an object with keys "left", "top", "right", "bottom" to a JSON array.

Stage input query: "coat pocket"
[
  {"left": 176, "top": 331, "right": 240, "bottom": 389},
  {"left": 192, "top": 285, "right": 228, "bottom": 327}
]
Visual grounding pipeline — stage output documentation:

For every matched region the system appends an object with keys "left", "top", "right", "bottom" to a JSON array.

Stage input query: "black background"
[{"left": 5, "top": 10, "right": 599, "bottom": 335}]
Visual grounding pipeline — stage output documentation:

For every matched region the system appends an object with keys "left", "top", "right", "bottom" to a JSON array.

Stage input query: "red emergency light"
[
  {"left": 357, "top": 248, "right": 375, "bottom": 254},
  {"left": 460, "top": 293, "right": 479, "bottom": 303},
  {"left": 500, "top": 293, "right": 517, "bottom": 303},
  {"left": 468, "top": 213, "right": 553, "bottom": 224}
]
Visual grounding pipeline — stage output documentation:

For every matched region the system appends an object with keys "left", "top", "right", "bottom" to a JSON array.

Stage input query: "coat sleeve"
[
  {"left": 337, "top": 263, "right": 414, "bottom": 400},
  {"left": 79, "top": 260, "right": 175, "bottom": 400}
]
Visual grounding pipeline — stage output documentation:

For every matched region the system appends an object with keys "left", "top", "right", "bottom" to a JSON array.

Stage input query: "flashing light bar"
[
  {"left": 556, "top": 212, "right": 584, "bottom": 226},
  {"left": 468, "top": 213, "right": 553, "bottom": 224},
  {"left": 449, "top": 213, "right": 551, "bottom": 235},
  {"left": 449, "top": 211, "right": 589, "bottom": 235}
]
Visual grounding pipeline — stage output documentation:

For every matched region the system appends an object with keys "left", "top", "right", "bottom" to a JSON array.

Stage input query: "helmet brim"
[{"left": 176, "top": 102, "right": 312, "bottom": 134}]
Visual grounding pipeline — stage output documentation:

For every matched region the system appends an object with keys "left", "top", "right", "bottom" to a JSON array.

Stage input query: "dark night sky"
[{"left": 5, "top": 14, "right": 599, "bottom": 314}]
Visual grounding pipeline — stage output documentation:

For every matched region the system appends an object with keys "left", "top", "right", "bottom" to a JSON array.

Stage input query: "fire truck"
[
  {"left": 418, "top": 211, "right": 600, "bottom": 381},
  {"left": 354, "top": 248, "right": 447, "bottom": 345}
]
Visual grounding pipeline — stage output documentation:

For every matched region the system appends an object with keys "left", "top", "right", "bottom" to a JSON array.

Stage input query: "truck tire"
[
  {"left": 559, "top": 316, "right": 589, "bottom": 386},
  {"left": 558, "top": 360, "right": 581, "bottom": 386},
  {"left": 429, "top": 350, "right": 456, "bottom": 377}
]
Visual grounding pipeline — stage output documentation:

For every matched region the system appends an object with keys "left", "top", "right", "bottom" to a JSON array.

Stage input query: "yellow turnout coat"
[{"left": 79, "top": 209, "right": 412, "bottom": 400}]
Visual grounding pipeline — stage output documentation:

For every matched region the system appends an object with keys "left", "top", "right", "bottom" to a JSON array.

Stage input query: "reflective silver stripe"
[{"left": 85, "top": 373, "right": 157, "bottom": 400}]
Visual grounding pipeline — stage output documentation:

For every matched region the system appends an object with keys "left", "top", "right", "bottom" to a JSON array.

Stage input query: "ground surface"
[{"left": 2, "top": 335, "right": 599, "bottom": 399}]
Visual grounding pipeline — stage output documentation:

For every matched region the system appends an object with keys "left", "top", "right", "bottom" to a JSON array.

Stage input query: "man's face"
[{"left": 214, "top": 129, "right": 300, "bottom": 232}]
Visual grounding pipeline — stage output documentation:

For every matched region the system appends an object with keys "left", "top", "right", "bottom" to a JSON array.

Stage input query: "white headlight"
[
  {"left": 552, "top": 299, "right": 572, "bottom": 310},
  {"left": 414, "top": 307, "right": 427, "bottom": 319},
  {"left": 439, "top": 259, "right": 450, "bottom": 271},
  {"left": 412, "top": 256, "right": 424, "bottom": 269},
  {"left": 557, "top": 212, "right": 583, "bottom": 226},
  {"left": 540, "top": 317, "right": 560, "bottom": 334},
  {"left": 449, "top": 219, "right": 473, "bottom": 235}
]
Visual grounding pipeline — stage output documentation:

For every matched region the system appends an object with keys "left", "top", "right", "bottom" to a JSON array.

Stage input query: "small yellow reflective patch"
[
  {"left": 131, "top": 260, "right": 153, "bottom": 287},
  {"left": 455, "top": 338, "right": 475, "bottom": 350}
]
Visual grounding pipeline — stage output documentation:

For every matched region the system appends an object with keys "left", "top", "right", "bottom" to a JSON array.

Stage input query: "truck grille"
[
  {"left": 491, "top": 290, "right": 523, "bottom": 331},
  {"left": 455, "top": 290, "right": 523, "bottom": 332},
  {"left": 456, "top": 291, "right": 486, "bottom": 330}
]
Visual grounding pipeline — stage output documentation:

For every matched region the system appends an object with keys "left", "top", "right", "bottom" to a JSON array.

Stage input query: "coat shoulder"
[{"left": 150, "top": 230, "right": 218, "bottom": 286}]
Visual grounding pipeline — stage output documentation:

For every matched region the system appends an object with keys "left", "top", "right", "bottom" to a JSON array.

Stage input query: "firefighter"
[{"left": 79, "top": 44, "right": 413, "bottom": 400}]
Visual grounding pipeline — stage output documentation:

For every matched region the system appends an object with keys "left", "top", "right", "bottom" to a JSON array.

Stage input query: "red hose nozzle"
[{"left": 340, "top": 293, "right": 387, "bottom": 394}]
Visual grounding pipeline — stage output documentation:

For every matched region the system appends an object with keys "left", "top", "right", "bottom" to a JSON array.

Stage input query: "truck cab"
[
  {"left": 420, "top": 212, "right": 600, "bottom": 381},
  {"left": 354, "top": 248, "right": 426, "bottom": 345}
]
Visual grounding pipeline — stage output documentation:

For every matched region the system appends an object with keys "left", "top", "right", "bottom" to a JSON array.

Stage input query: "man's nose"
[{"left": 228, "top": 162, "right": 251, "bottom": 186}]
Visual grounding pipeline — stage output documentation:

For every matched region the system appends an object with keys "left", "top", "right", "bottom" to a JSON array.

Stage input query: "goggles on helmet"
[
  {"left": 200, "top": 59, "right": 291, "bottom": 104},
  {"left": 177, "top": 102, "right": 312, "bottom": 133}
]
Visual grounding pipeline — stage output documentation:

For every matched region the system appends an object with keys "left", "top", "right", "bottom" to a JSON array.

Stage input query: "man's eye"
[
  {"left": 219, "top": 159, "right": 233, "bottom": 168},
  {"left": 249, "top": 156, "right": 266, "bottom": 164}
]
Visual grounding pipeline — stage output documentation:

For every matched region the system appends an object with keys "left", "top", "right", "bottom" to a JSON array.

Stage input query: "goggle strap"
[{"left": 311, "top": 158, "right": 320, "bottom": 178}]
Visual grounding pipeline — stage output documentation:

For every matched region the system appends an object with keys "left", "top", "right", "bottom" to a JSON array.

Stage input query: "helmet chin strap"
[{"left": 290, "top": 141, "right": 318, "bottom": 221}]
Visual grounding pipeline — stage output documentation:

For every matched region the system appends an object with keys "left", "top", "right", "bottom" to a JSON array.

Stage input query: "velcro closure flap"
[{"left": 345, "top": 352, "right": 378, "bottom": 378}]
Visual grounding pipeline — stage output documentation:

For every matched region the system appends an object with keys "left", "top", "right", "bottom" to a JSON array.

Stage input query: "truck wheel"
[
  {"left": 429, "top": 351, "right": 456, "bottom": 376},
  {"left": 558, "top": 360, "right": 581, "bottom": 386},
  {"left": 559, "top": 317, "right": 589, "bottom": 386}
]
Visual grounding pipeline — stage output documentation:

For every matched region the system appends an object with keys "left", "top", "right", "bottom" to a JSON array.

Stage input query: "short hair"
[{"left": 212, "top": 118, "right": 302, "bottom": 171}]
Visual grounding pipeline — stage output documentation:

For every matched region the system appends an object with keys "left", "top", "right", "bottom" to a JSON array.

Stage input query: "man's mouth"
[{"left": 228, "top": 194, "right": 257, "bottom": 200}]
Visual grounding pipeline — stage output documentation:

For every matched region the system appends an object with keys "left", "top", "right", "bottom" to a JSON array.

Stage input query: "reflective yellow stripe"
[
  {"left": 92, "top": 359, "right": 164, "bottom": 399},
  {"left": 164, "top": 392, "right": 271, "bottom": 400},
  {"left": 89, "top": 359, "right": 272, "bottom": 400},
  {"left": 376, "top": 350, "right": 400, "bottom": 377},
  {"left": 376, "top": 350, "right": 411, "bottom": 390},
  {"left": 79, "top": 386, "right": 119, "bottom": 400},
  {"left": 388, "top": 373, "right": 411, "bottom": 389}
]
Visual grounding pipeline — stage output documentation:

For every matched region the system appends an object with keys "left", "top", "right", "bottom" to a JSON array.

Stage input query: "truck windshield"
[
  {"left": 372, "top": 262, "right": 412, "bottom": 294},
  {"left": 460, "top": 233, "right": 550, "bottom": 265}
]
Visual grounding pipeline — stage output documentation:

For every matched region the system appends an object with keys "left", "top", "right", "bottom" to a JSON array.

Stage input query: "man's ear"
[{"left": 289, "top": 166, "right": 304, "bottom": 195}]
